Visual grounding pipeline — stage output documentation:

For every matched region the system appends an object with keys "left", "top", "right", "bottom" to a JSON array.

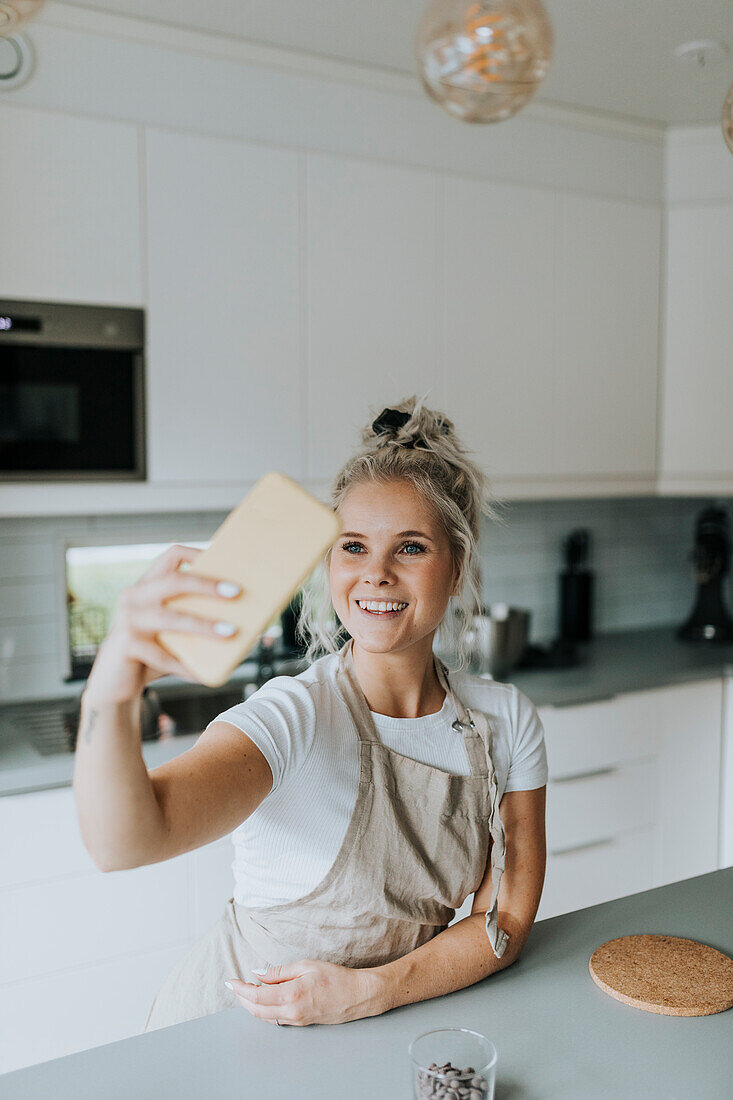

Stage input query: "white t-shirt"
[{"left": 208, "top": 650, "right": 548, "bottom": 909}]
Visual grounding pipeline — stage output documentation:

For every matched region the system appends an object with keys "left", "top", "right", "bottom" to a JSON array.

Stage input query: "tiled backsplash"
[
  {"left": 0, "top": 496, "right": 729, "bottom": 703},
  {"left": 480, "top": 496, "right": 731, "bottom": 641}
]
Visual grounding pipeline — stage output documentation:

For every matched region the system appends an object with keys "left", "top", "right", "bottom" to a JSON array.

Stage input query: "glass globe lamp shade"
[
  {"left": 723, "top": 80, "right": 733, "bottom": 155},
  {"left": 0, "top": 1, "right": 46, "bottom": 37},
  {"left": 416, "top": 0, "right": 553, "bottom": 123}
]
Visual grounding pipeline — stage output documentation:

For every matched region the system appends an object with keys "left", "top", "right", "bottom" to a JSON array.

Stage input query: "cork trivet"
[{"left": 589, "top": 935, "right": 733, "bottom": 1017}]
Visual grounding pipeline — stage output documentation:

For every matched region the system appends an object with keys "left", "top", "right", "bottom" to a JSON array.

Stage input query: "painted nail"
[
  {"left": 217, "top": 581, "right": 241, "bottom": 598},
  {"left": 252, "top": 967, "right": 268, "bottom": 976},
  {"left": 224, "top": 980, "right": 234, "bottom": 990},
  {"left": 214, "top": 621, "right": 238, "bottom": 636}
]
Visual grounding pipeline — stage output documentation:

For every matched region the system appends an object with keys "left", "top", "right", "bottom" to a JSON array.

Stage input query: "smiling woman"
[
  {"left": 139, "top": 394, "right": 547, "bottom": 1030},
  {"left": 76, "top": 394, "right": 547, "bottom": 1035}
]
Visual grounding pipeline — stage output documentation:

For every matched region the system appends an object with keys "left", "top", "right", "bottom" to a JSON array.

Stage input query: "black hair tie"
[{"left": 372, "top": 407, "right": 415, "bottom": 446}]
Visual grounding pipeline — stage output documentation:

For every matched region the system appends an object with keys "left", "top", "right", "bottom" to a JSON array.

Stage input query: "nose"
[{"left": 361, "top": 552, "right": 397, "bottom": 587}]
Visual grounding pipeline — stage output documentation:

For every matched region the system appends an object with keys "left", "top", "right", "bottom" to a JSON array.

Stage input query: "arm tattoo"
[{"left": 82, "top": 708, "right": 99, "bottom": 745}]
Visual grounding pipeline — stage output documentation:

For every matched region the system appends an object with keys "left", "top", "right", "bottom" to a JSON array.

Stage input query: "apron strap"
[
  {"left": 434, "top": 659, "right": 509, "bottom": 959},
  {"left": 335, "top": 638, "right": 383, "bottom": 744}
]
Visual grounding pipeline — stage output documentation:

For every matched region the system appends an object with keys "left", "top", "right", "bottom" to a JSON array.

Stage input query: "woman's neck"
[{"left": 350, "top": 637, "right": 445, "bottom": 719}]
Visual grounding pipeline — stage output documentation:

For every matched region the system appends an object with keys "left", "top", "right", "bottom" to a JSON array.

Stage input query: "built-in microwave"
[{"left": 0, "top": 298, "right": 146, "bottom": 480}]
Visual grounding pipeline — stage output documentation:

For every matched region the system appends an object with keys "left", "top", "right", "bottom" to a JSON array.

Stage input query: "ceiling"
[{"left": 61, "top": 0, "right": 733, "bottom": 127}]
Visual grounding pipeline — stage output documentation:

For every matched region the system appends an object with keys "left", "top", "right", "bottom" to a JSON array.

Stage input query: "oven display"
[{"left": 0, "top": 315, "right": 42, "bottom": 333}]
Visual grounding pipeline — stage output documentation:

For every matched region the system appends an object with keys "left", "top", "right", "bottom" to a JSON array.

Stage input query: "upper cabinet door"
[
  {"left": 552, "top": 195, "right": 661, "bottom": 480},
  {"left": 660, "top": 204, "right": 733, "bottom": 485},
  {"left": 442, "top": 176, "right": 556, "bottom": 482},
  {"left": 145, "top": 129, "right": 303, "bottom": 483},
  {"left": 306, "top": 154, "right": 442, "bottom": 481},
  {"left": 0, "top": 105, "right": 142, "bottom": 305}
]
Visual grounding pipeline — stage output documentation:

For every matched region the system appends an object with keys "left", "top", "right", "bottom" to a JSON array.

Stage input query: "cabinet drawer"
[
  {"left": 538, "top": 688, "right": 659, "bottom": 778},
  {"left": 0, "top": 788, "right": 96, "bottom": 888},
  {"left": 546, "top": 758, "right": 656, "bottom": 853},
  {"left": 0, "top": 943, "right": 185, "bottom": 1075},
  {"left": 0, "top": 855, "right": 194, "bottom": 985},
  {"left": 536, "top": 825, "right": 655, "bottom": 922}
]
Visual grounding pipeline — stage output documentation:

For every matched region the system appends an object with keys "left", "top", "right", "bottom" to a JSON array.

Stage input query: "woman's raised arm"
[{"left": 73, "top": 544, "right": 249, "bottom": 872}]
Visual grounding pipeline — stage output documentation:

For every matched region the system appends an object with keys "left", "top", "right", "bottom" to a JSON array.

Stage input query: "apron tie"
[{"left": 450, "top": 704, "right": 509, "bottom": 959}]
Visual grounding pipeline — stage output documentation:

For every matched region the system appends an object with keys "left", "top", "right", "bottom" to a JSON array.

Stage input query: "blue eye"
[{"left": 339, "top": 540, "right": 426, "bottom": 555}]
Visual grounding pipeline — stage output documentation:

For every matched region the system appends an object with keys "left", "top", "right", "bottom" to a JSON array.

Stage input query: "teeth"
[{"left": 357, "top": 600, "right": 408, "bottom": 612}]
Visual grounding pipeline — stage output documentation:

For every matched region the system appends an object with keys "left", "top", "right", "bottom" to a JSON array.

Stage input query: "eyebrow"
[{"left": 339, "top": 530, "right": 435, "bottom": 541}]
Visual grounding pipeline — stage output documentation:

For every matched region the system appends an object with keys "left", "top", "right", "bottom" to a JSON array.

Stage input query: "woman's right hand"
[{"left": 82, "top": 544, "right": 242, "bottom": 704}]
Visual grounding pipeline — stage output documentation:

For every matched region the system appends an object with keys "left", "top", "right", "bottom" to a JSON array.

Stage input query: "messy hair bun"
[{"left": 298, "top": 393, "right": 504, "bottom": 668}]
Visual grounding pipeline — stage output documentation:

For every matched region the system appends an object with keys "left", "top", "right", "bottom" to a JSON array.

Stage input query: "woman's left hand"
[{"left": 225, "top": 959, "right": 386, "bottom": 1026}]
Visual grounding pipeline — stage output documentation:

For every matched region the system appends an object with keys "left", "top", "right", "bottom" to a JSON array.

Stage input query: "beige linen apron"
[{"left": 143, "top": 638, "right": 508, "bottom": 1032}]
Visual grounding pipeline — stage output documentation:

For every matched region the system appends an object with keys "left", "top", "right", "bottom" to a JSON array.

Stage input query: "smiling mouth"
[{"left": 355, "top": 600, "right": 409, "bottom": 616}]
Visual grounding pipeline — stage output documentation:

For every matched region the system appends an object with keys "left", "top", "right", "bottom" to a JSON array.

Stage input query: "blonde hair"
[{"left": 298, "top": 394, "right": 506, "bottom": 669}]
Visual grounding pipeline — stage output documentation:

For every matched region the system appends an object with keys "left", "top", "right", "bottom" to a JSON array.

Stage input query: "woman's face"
[{"left": 329, "top": 479, "right": 457, "bottom": 656}]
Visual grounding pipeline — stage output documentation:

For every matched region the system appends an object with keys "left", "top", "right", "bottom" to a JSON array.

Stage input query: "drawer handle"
[
  {"left": 552, "top": 766, "right": 618, "bottom": 784},
  {"left": 549, "top": 693, "right": 617, "bottom": 709},
  {"left": 550, "top": 836, "right": 615, "bottom": 857}
]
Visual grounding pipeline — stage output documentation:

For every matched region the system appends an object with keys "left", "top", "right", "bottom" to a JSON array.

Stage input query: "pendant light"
[
  {"left": 0, "top": 1, "right": 46, "bottom": 36},
  {"left": 723, "top": 80, "right": 733, "bottom": 155},
  {"left": 416, "top": 0, "right": 553, "bottom": 123}
]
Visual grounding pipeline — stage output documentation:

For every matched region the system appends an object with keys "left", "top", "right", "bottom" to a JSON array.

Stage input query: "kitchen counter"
[
  {"left": 2, "top": 866, "right": 731, "bottom": 1098},
  {"left": 508, "top": 621, "right": 733, "bottom": 707},
  {"left": 3, "top": 623, "right": 733, "bottom": 798}
]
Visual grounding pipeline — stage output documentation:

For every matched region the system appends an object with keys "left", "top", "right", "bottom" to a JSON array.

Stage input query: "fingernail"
[
  {"left": 224, "top": 980, "right": 235, "bottom": 990},
  {"left": 214, "top": 621, "right": 238, "bottom": 636},
  {"left": 252, "top": 967, "right": 268, "bottom": 976},
  {"left": 217, "top": 581, "right": 241, "bottom": 598}
]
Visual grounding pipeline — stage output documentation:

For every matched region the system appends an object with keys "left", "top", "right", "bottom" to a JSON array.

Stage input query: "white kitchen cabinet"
[
  {"left": 660, "top": 203, "right": 733, "bottom": 487},
  {"left": 539, "top": 826, "right": 657, "bottom": 919},
  {"left": 442, "top": 186, "right": 660, "bottom": 490},
  {"left": 306, "top": 163, "right": 661, "bottom": 491},
  {"left": 653, "top": 677, "right": 723, "bottom": 886},
  {"left": 0, "top": 786, "right": 234, "bottom": 1074},
  {"left": 0, "top": 104, "right": 142, "bottom": 306},
  {"left": 551, "top": 194, "right": 661, "bottom": 480},
  {"left": 536, "top": 678, "right": 723, "bottom": 921},
  {"left": 144, "top": 128, "right": 304, "bottom": 484},
  {"left": 305, "top": 153, "right": 443, "bottom": 481},
  {"left": 0, "top": 943, "right": 185, "bottom": 1075},
  {"left": 441, "top": 176, "right": 556, "bottom": 481},
  {"left": 722, "top": 677, "right": 733, "bottom": 869}
]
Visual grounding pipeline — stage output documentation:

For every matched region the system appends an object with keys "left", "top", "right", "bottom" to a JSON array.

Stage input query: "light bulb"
[
  {"left": 723, "top": 80, "right": 733, "bottom": 155},
  {"left": 0, "top": 1, "right": 46, "bottom": 37},
  {"left": 416, "top": 0, "right": 553, "bottom": 123}
]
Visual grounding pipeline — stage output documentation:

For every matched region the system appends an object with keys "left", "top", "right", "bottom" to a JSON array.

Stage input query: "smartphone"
[{"left": 157, "top": 471, "right": 341, "bottom": 687}]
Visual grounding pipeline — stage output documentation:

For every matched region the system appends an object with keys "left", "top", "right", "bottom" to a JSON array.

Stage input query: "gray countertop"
[
  {"left": 2, "top": 866, "right": 731, "bottom": 1098},
  {"left": 3, "top": 624, "right": 733, "bottom": 798},
  {"left": 508, "top": 623, "right": 733, "bottom": 707}
]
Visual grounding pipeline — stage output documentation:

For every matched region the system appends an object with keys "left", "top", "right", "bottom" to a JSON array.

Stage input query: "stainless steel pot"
[{"left": 468, "top": 604, "right": 531, "bottom": 680}]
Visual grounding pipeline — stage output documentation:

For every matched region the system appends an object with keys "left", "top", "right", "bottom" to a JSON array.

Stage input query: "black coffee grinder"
[
  {"left": 516, "top": 528, "right": 591, "bottom": 671},
  {"left": 677, "top": 505, "right": 733, "bottom": 643}
]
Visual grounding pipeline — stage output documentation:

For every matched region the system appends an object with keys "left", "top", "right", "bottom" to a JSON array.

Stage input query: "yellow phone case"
[{"left": 157, "top": 472, "right": 341, "bottom": 687}]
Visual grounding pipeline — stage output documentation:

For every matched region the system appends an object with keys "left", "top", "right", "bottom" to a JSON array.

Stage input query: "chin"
[
  {"left": 347, "top": 626, "right": 428, "bottom": 657},
  {"left": 348, "top": 630, "right": 399, "bottom": 653}
]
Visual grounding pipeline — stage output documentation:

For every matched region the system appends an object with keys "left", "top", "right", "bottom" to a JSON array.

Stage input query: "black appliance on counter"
[
  {"left": 517, "top": 527, "right": 593, "bottom": 671},
  {"left": 0, "top": 298, "right": 146, "bottom": 480},
  {"left": 678, "top": 505, "right": 733, "bottom": 643}
]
